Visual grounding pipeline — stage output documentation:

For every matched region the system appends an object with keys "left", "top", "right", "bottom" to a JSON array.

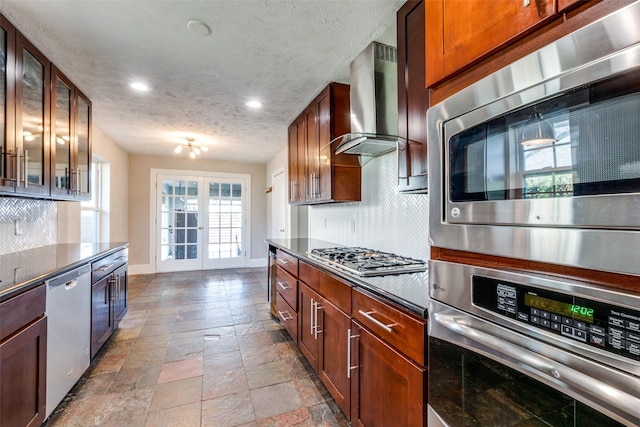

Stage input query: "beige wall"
[
  {"left": 93, "top": 127, "right": 129, "bottom": 243},
  {"left": 128, "top": 153, "right": 267, "bottom": 268},
  {"left": 56, "top": 126, "right": 129, "bottom": 244}
]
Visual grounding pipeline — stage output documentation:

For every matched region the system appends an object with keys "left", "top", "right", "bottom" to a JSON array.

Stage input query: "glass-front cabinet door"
[
  {"left": 75, "top": 92, "right": 91, "bottom": 200},
  {"left": 51, "top": 66, "right": 73, "bottom": 198},
  {"left": 15, "top": 33, "right": 49, "bottom": 197},
  {"left": 0, "top": 17, "right": 16, "bottom": 193}
]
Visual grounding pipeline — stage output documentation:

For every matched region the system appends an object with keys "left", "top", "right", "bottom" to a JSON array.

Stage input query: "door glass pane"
[
  {"left": 22, "top": 49, "right": 45, "bottom": 186},
  {"left": 160, "top": 179, "right": 199, "bottom": 263},
  {"left": 54, "top": 77, "right": 71, "bottom": 190},
  {"left": 77, "top": 97, "right": 90, "bottom": 194},
  {"left": 1, "top": 28, "right": 5, "bottom": 177},
  {"left": 208, "top": 180, "right": 243, "bottom": 260}
]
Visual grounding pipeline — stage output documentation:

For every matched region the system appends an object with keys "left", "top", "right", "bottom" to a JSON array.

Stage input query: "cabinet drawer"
[
  {"left": 318, "top": 269, "right": 351, "bottom": 314},
  {"left": 276, "top": 292, "right": 298, "bottom": 343},
  {"left": 92, "top": 248, "right": 128, "bottom": 283},
  {"left": 0, "top": 284, "right": 46, "bottom": 342},
  {"left": 299, "top": 260, "right": 319, "bottom": 291},
  {"left": 352, "top": 289, "right": 426, "bottom": 365},
  {"left": 276, "top": 250, "right": 298, "bottom": 277},
  {"left": 275, "top": 266, "right": 297, "bottom": 310}
]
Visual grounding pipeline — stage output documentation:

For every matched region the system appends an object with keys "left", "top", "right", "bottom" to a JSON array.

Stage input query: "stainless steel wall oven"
[
  {"left": 428, "top": 260, "right": 640, "bottom": 426},
  {"left": 427, "top": 1, "right": 640, "bottom": 276}
]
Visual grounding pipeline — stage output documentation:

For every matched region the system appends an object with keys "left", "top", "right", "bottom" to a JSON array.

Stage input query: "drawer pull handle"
[
  {"left": 278, "top": 310, "right": 293, "bottom": 322},
  {"left": 277, "top": 258, "right": 289, "bottom": 266},
  {"left": 277, "top": 281, "right": 290, "bottom": 291},
  {"left": 358, "top": 310, "right": 396, "bottom": 333},
  {"left": 97, "top": 264, "right": 114, "bottom": 272}
]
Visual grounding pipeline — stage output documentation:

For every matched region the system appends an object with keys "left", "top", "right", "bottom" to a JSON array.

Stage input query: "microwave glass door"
[{"left": 449, "top": 69, "right": 640, "bottom": 203}]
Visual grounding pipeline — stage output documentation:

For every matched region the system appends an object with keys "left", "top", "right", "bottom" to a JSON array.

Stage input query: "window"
[{"left": 81, "top": 160, "right": 101, "bottom": 243}]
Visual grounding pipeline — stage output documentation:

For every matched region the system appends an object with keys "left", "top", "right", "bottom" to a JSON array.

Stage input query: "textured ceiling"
[{"left": 1, "top": 0, "right": 403, "bottom": 164}]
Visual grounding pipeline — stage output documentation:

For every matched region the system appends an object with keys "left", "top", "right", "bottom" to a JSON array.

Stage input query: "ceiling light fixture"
[
  {"left": 245, "top": 100, "right": 263, "bottom": 109},
  {"left": 176, "top": 137, "right": 208, "bottom": 159},
  {"left": 129, "top": 82, "right": 150, "bottom": 92}
]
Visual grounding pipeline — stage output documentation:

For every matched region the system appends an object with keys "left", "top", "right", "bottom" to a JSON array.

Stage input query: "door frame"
[{"left": 149, "top": 168, "right": 252, "bottom": 273}]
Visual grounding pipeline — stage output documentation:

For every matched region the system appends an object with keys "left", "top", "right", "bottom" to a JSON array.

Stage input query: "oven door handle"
[{"left": 433, "top": 312, "right": 640, "bottom": 423}]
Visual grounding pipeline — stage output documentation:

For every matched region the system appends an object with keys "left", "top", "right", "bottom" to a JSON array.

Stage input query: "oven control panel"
[{"left": 472, "top": 276, "right": 640, "bottom": 362}]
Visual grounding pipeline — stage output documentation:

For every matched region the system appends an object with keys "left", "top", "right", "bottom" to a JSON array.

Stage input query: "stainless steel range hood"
[{"left": 333, "top": 42, "right": 405, "bottom": 164}]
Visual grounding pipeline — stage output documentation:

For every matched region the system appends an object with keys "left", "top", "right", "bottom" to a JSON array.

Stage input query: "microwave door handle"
[{"left": 433, "top": 312, "right": 640, "bottom": 423}]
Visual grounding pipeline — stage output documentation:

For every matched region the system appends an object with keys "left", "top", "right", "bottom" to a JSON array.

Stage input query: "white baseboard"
[
  {"left": 247, "top": 257, "right": 268, "bottom": 268},
  {"left": 129, "top": 258, "right": 267, "bottom": 275},
  {"left": 129, "top": 264, "right": 154, "bottom": 275}
]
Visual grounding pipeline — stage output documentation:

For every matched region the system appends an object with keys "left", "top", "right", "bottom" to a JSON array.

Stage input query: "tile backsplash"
[
  {"left": 0, "top": 198, "right": 57, "bottom": 255},
  {"left": 308, "top": 153, "right": 429, "bottom": 262}
]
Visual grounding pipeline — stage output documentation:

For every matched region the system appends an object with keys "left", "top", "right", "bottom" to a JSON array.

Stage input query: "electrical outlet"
[
  {"left": 350, "top": 220, "right": 356, "bottom": 233},
  {"left": 14, "top": 219, "right": 23, "bottom": 236},
  {"left": 324, "top": 217, "right": 327, "bottom": 228}
]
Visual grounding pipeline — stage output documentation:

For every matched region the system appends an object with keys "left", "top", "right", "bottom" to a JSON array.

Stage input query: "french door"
[{"left": 155, "top": 172, "right": 248, "bottom": 272}]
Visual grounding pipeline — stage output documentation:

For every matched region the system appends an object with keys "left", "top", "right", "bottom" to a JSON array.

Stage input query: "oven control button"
[
  {"left": 541, "top": 319, "right": 551, "bottom": 328},
  {"left": 609, "top": 336, "right": 626, "bottom": 349},
  {"left": 590, "top": 325, "right": 606, "bottom": 336},
  {"left": 505, "top": 306, "right": 516, "bottom": 314},
  {"left": 517, "top": 312, "right": 529, "bottom": 322},
  {"left": 561, "top": 325, "right": 573, "bottom": 336},
  {"left": 627, "top": 341, "right": 640, "bottom": 356},
  {"left": 626, "top": 331, "right": 640, "bottom": 343},
  {"left": 551, "top": 314, "right": 562, "bottom": 323},
  {"left": 562, "top": 317, "right": 574, "bottom": 327},
  {"left": 627, "top": 320, "right": 640, "bottom": 331},
  {"left": 531, "top": 308, "right": 540, "bottom": 316},
  {"left": 531, "top": 316, "right": 540, "bottom": 325},
  {"left": 498, "top": 303, "right": 507, "bottom": 311},
  {"left": 609, "top": 316, "right": 625, "bottom": 327},
  {"left": 590, "top": 334, "right": 606, "bottom": 347},
  {"left": 575, "top": 321, "right": 586, "bottom": 330},
  {"left": 540, "top": 311, "right": 550, "bottom": 320},
  {"left": 609, "top": 327, "right": 625, "bottom": 339},
  {"left": 551, "top": 322, "right": 561, "bottom": 332},
  {"left": 574, "top": 329, "right": 587, "bottom": 341}
]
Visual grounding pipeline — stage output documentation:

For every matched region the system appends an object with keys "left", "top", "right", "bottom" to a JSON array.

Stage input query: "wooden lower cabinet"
[
  {"left": 0, "top": 313, "right": 47, "bottom": 427},
  {"left": 298, "top": 282, "right": 321, "bottom": 370},
  {"left": 318, "top": 299, "right": 351, "bottom": 417},
  {"left": 276, "top": 292, "right": 298, "bottom": 343},
  {"left": 350, "top": 321, "right": 426, "bottom": 427},
  {"left": 91, "top": 274, "right": 113, "bottom": 358}
]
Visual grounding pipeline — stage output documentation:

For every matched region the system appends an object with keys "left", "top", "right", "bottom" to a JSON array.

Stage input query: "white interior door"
[
  {"left": 272, "top": 169, "right": 286, "bottom": 238},
  {"left": 156, "top": 176, "right": 203, "bottom": 272}
]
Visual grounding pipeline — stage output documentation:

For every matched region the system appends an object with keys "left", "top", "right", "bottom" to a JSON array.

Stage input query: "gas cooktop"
[{"left": 308, "top": 247, "right": 426, "bottom": 277}]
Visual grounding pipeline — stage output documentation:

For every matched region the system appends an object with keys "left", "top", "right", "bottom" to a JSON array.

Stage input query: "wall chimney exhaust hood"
[{"left": 333, "top": 42, "right": 405, "bottom": 165}]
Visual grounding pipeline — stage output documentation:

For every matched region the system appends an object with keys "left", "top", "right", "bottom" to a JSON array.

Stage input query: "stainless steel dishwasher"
[{"left": 45, "top": 264, "right": 91, "bottom": 418}]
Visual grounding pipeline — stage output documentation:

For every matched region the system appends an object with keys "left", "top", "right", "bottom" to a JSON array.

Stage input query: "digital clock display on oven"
[{"left": 524, "top": 294, "right": 595, "bottom": 324}]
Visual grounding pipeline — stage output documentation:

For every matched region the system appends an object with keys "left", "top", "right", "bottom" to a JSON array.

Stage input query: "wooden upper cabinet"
[
  {"left": 287, "top": 82, "right": 360, "bottom": 205},
  {"left": 15, "top": 32, "right": 51, "bottom": 197},
  {"left": 74, "top": 90, "right": 91, "bottom": 200},
  {"left": 397, "top": 0, "right": 429, "bottom": 193},
  {"left": 426, "top": 0, "right": 555, "bottom": 87},
  {"left": 0, "top": 17, "right": 16, "bottom": 193}
]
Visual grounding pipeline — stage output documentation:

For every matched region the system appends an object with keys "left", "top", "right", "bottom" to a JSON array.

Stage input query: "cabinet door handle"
[
  {"left": 278, "top": 310, "right": 293, "bottom": 322},
  {"left": 277, "top": 258, "right": 289, "bottom": 266},
  {"left": 14, "top": 149, "right": 20, "bottom": 187},
  {"left": 277, "top": 281, "right": 290, "bottom": 291},
  {"left": 358, "top": 310, "right": 396, "bottom": 333},
  {"left": 76, "top": 167, "right": 81, "bottom": 195},
  {"left": 310, "top": 298, "right": 315, "bottom": 335},
  {"left": 347, "top": 328, "right": 360, "bottom": 378},
  {"left": 314, "top": 303, "right": 323, "bottom": 339},
  {"left": 23, "top": 149, "right": 28, "bottom": 188}
]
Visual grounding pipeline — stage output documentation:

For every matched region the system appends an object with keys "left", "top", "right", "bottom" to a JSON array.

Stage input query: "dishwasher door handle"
[{"left": 64, "top": 280, "right": 78, "bottom": 290}]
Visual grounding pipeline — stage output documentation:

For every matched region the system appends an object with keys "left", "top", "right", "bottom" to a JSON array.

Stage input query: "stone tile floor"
[{"left": 44, "top": 268, "right": 350, "bottom": 427}]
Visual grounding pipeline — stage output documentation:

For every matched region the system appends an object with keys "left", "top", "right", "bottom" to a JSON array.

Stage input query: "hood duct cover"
[{"left": 333, "top": 42, "right": 405, "bottom": 164}]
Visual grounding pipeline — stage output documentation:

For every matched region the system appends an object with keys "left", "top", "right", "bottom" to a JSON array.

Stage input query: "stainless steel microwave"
[{"left": 427, "top": 1, "right": 640, "bottom": 276}]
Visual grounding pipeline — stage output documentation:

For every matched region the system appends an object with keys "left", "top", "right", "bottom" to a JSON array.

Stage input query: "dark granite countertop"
[
  {"left": 0, "top": 242, "right": 128, "bottom": 302},
  {"left": 267, "top": 238, "right": 429, "bottom": 318}
]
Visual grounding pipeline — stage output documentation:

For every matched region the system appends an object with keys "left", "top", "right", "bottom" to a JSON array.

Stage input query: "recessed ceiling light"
[
  {"left": 245, "top": 100, "right": 263, "bottom": 109},
  {"left": 129, "top": 82, "right": 150, "bottom": 92},
  {"left": 187, "top": 20, "right": 212, "bottom": 37}
]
